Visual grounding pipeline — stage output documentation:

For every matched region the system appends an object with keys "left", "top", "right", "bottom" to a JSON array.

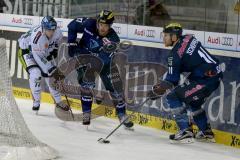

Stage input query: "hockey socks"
[
  {"left": 81, "top": 96, "right": 93, "bottom": 125},
  {"left": 116, "top": 103, "right": 134, "bottom": 128}
]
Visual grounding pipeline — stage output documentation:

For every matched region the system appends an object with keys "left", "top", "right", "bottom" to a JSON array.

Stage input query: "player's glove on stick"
[
  {"left": 51, "top": 68, "right": 65, "bottom": 81},
  {"left": 148, "top": 80, "right": 174, "bottom": 100}
]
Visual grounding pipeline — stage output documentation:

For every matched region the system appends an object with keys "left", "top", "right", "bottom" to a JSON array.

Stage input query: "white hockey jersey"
[{"left": 18, "top": 25, "right": 63, "bottom": 75}]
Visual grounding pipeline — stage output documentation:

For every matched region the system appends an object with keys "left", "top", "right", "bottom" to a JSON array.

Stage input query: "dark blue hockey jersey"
[
  {"left": 165, "top": 35, "right": 222, "bottom": 85},
  {"left": 67, "top": 17, "right": 120, "bottom": 65}
]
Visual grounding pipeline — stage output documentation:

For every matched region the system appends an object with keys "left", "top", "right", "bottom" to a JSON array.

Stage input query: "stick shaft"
[{"left": 104, "top": 98, "right": 150, "bottom": 140}]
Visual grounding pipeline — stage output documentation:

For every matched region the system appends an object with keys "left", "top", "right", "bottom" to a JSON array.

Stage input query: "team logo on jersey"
[
  {"left": 89, "top": 39, "right": 99, "bottom": 49},
  {"left": 185, "top": 84, "right": 205, "bottom": 98}
]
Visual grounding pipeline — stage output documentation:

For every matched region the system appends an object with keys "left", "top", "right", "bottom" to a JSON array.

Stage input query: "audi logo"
[
  {"left": 145, "top": 29, "right": 155, "bottom": 38},
  {"left": 221, "top": 37, "right": 234, "bottom": 46},
  {"left": 23, "top": 18, "right": 33, "bottom": 25}
]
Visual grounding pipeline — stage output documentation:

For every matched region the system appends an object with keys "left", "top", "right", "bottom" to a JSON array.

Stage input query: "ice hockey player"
[
  {"left": 148, "top": 23, "right": 223, "bottom": 143},
  {"left": 67, "top": 10, "right": 133, "bottom": 128},
  {"left": 18, "top": 16, "right": 69, "bottom": 112}
]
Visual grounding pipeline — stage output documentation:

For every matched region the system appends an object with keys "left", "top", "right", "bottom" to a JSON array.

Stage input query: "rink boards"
[{"left": 0, "top": 14, "right": 240, "bottom": 149}]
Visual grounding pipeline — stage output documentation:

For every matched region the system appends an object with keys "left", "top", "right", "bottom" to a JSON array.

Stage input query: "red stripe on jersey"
[{"left": 33, "top": 31, "right": 42, "bottom": 44}]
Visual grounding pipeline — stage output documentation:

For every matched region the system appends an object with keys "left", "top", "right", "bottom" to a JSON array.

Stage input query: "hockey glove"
[
  {"left": 148, "top": 80, "right": 174, "bottom": 100},
  {"left": 102, "top": 37, "right": 118, "bottom": 54},
  {"left": 51, "top": 68, "right": 65, "bottom": 81}
]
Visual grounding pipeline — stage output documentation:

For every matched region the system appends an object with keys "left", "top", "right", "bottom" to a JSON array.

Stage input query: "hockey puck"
[{"left": 98, "top": 138, "right": 110, "bottom": 144}]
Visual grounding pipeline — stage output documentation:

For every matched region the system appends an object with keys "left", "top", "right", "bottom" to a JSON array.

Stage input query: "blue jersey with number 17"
[{"left": 67, "top": 17, "right": 120, "bottom": 65}]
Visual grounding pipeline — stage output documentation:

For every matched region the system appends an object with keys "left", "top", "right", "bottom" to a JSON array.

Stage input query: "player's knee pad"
[
  {"left": 164, "top": 89, "right": 191, "bottom": 130},
  {"left": 81, "top": 96, "right": 93, "bottom": 113},
  {"left": 28, "top": 67, "right": 42, "bottom": 79},
  {"left": 162, "top": 94, "right": 171, "bottom": 109},
  {"left": 164, "top": 91, "right": 189, "bottom": 129},
  {"left": 28, "top": 67, "right": 42, "bottom": 90},
  {"left": 164, "top": 91, "right": 184, "bottom": 113},
  {"left": 28, "top": 67, "right": 41, "bottom": 106}
]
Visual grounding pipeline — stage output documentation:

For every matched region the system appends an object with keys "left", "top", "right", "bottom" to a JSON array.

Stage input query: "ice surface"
[{"left": 1, "top": 98, "right": 239, "bottom": 160}]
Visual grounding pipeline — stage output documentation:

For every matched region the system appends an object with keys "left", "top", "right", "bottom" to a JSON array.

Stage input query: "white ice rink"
[{"left": 9, "top": 98, "right": 240, "bottom": 160}]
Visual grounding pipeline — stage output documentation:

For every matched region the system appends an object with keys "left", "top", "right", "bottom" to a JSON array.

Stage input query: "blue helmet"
[{"left": 41, "top": 16, "right": 57, "bottom": 30}]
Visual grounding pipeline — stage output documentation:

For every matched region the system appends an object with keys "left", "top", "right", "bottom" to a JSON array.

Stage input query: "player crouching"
[
  {"left": 148, "top": 23, "right": 223, "bottom": 143},
  {"left": 18, "top": 16, "right": 69, "bottom": 112}
]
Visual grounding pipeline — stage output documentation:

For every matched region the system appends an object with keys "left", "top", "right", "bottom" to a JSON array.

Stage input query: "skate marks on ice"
[{"left": 15, "top": 99, "right": 240, "bottom": 160}]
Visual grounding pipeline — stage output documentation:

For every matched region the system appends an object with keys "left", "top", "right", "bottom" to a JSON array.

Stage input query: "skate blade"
[
  {"left": 195, "top": 138, "right": 216, "bottom": 143},
  {"left": 124, "top": 126, "right": 134, "bottom": 131},
  {"left": 170, "top": 138, "right": 194, "bottom": 144}
]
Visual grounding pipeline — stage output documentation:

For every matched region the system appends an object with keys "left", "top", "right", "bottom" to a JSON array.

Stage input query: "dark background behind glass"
[{"left": 0, "top": 0, "right": 239, "bottom": 33}]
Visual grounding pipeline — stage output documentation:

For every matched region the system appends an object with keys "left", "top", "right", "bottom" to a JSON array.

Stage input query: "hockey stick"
[
  {"left": 98, "top": 73, "right": 192, "bottom": 144},
  {"left": 54, "top": 99, "right": 111, "bottom": 122},
  {"left": 64, "top": 94, "right": 75, "bottom": 120},
  {"left": 98, "top": 97, "right": 151, "bottom": 143},
  {"left": 55, "top": 81, "right": 75, "bottom": 120}
]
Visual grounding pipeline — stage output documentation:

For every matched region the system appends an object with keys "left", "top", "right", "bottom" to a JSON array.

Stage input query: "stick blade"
[{"left": 98, "top": 138, "right": 110, "bottom": 144}]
